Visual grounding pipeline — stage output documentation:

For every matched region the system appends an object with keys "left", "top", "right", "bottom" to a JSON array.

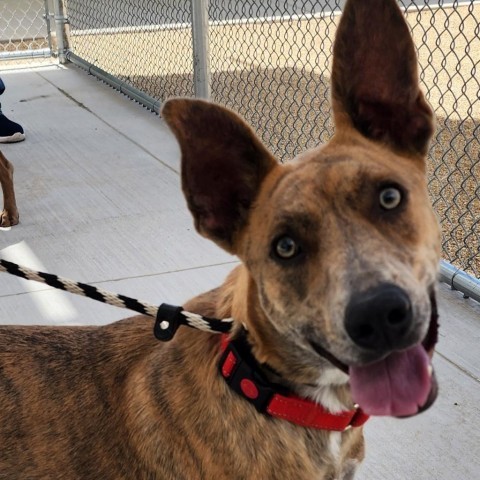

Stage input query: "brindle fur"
[
  {"left": 0, "top": 0, "right": 441, "bottom": 478},
  {"left": 0, "top": 150, "right": 19, "bottom": 227}
]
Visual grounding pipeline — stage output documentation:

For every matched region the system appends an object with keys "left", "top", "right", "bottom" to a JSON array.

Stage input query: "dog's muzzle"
[{"left": 311, "top": 288, "right": 439, "bottom": 418}]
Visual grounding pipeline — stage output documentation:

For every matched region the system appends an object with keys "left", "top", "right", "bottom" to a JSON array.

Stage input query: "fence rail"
[{"left": 2, "top": 1, "right": 479, "bottom": 299}]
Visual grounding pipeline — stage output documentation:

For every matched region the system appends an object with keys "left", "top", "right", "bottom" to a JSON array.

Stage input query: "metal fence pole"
[
  {"left": 191, "top": 0, "right": 211, "bottom": 99},
  {"left": 43, "top": 0, "right": 53, "bottom": 54},
  {"left": 52, "top": 0, "right": 69, "bottom": 63}
]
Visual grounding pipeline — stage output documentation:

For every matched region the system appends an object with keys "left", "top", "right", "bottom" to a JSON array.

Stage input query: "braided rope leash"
[{"left": 0, "top": 258, "right": 233, "bottom": 341}]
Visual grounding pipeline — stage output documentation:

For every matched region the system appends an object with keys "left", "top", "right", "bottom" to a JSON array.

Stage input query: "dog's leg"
[{"left": 0, "top": 150, "right": 19, "bottom": 227}]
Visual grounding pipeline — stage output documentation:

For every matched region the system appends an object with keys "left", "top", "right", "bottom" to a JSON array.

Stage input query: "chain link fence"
[
  {"left": 207, "top": 0, "right": 480, "bottom": 281},
  {"left": 3, "top": 1, "right": 480, "bottom": 283},
  {"left": 65, "top": 0, "right": 194, "bottom": 101},
  {"left": 0, "top": 0, "right": 54, "bottom": 63}
]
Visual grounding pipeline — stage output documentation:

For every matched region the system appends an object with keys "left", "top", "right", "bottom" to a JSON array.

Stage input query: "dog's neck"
[
  {"left": 219, "top": 331, "right": 369, "bottom": 431},
  {"left": 217, "top": 265, "right": 353, "bottom": 414}
]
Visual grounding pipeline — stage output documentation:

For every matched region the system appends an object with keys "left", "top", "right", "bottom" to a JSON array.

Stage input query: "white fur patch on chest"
[
  {"left": 329, "top": 431, "right": 342, "bottom": 463},
  {"left": 299, "top": 368, "right": 349, "bottom": 413}
]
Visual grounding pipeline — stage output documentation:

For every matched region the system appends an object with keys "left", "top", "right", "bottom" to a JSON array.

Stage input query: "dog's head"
[{"left": 162, "top": 0, "right": 441, "bottom": 418}]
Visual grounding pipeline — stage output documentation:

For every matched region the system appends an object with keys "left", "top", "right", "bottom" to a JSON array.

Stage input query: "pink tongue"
[{"left": 349, "top": 345, "right": 431, "bottom": 416}]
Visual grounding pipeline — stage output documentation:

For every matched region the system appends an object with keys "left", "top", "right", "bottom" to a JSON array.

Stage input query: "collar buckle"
[{"left": 219, "top": 336, "right": 280, "bottom": 413}]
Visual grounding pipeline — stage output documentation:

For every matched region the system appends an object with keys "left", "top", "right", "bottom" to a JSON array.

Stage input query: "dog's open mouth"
[{"left": 312, "top": 291, "right": 439, "bottom": 418}]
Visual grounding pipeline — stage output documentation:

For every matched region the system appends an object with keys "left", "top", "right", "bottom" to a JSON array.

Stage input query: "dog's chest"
[
  {"left": 329, "top": 431, "right": 343, "bottom": 466},
  {"left": 312, "top": 432, "right": 360, "bottom": 480}
]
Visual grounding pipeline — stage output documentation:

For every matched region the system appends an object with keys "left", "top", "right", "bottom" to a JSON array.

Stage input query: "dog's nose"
[{"left": 345, "top": 284, "right": 413, "bottom": 351}]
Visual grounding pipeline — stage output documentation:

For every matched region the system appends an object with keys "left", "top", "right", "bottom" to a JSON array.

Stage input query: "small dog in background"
[
  {"left": 0, "top": 150, "right": 18, "bottom": 227},
  {"left": 0, "top": 0, "right": 441, "bottom": 478}
]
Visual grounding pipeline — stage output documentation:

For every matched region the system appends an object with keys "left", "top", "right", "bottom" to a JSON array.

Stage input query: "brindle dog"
[
  {"left": 0, "top": 150, "right": 18, "bottom": 227},
  {"left": 0, "top": 0, "right": 441, "bottom": 478}
]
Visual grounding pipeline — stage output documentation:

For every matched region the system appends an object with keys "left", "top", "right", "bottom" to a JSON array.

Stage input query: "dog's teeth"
[{"left": 427, "top": 364, "right": 433, "bottom": 377}]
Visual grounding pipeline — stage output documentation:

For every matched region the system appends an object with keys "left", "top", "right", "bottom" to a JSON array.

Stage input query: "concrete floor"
[{"left": 0, "top": 64, "right": 478, "bottom": 479}]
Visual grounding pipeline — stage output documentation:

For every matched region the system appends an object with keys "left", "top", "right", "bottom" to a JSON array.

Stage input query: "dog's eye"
[
  {"left": 273, "top": 236, "right": 300, "bottom": 260},
  {"left": 379, "top": 187, "right": 402, "bottom": 210}
]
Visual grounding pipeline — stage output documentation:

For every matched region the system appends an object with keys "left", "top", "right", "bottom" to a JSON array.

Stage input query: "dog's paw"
[{"left": 0, "top": 209, "right": 19, "bottom": 227}]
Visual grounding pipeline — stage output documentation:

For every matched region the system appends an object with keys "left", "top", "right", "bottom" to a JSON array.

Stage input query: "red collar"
[{"left": 219, "top": 334, "right": 369, "bottom": 432}]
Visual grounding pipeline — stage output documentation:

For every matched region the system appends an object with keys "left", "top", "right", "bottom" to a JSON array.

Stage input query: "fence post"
[
  {"left": 43, "top": 0, "right": 54, "bottom": 54},
  {"left": 52, "top": 0, "right": 69, "bottom": 64},
  {"left": 191, "top": 0, "right": 211, "bottom": 99}
]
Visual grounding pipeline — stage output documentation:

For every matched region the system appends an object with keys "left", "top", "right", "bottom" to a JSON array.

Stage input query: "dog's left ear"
[
  {"left": 331, "top": 0, "right": 434, "bottom": 158},
  {"left": 162, "top": 98, "right": 277, "bottom": 253}
]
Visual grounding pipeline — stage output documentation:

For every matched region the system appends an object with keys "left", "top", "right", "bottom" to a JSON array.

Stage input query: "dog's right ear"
[
  {"left": 331, "top": 0, "right": 434, "bottom": 158},
  {"left": 162, "top": 98, "right": 277, "bottom": 253}
]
